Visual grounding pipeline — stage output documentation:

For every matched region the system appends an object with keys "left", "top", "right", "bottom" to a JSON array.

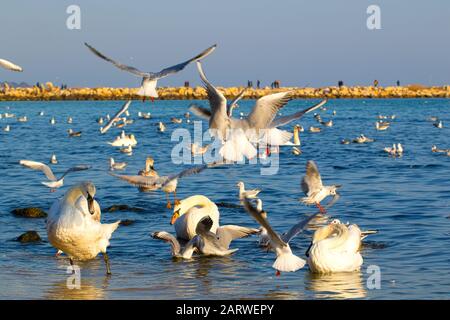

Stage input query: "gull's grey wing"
[
  {"left": 242, "top": 198, "right": 287, "bottom": 248},
  {"left": 326, "top": 192, "right": 340, "bottom": 208},
  {"left": 84, "top": 43, "right": 149, "bottom": 77},
  {"left": 301, "top": 160, "right": 323, "bottom": 195},
  {"left": 227, "top": 88, "right": 246, "bottom": 116},
  {"left": 189, "top": 104, "right": 212, "bottom": 120},
  {"left": 161, "top": 161, "right": 226, "bottom": 188},
  {"left": 197, "top": 61, "right": 228, "bottom": 116},
  {"left": 153, "top": 44, "right": 216, "bottom": 79},
  {"left": 270, "top": 99, "right": 328, "bottom": 128},
  {"left": 281, "top": 211, "right": 321, "bottom": 243},
  {"left": 216, "top": 225, "right": 260, "bottom": 249},
  {"left": 100, "top": 100, "right": 132, "bottom": 134},
  {"left": 246, "top": 91, "right": 293, "bottom": 128},
  {"left": 19, "top": 160, "right": 57, "bottom": 181},
  {"left": 152, "top": 231, "right": 181, "bottom": 256},
  {"left": 110, "top": 173, "right": 161, "bottom": 188},
  {"left": 60, "top": 165, "right": 91, "bottom": 179}
]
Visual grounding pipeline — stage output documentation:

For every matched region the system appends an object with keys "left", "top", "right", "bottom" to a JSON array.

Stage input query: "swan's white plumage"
[{"left": 46, "top": 185, "right": 120, "bottom": 260}]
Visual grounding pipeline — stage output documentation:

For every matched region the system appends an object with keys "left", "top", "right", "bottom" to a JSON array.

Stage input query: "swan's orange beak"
[{"left": 170, "top": 210, "right": 180, "bottom": 225}]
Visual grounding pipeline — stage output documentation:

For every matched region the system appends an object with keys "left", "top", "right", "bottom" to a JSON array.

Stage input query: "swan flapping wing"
[
  {"left": 19, "top": 160, "right": 57, "bottom": 181},
  {"left": 270, "top": 98, "right": 328, "bottom": 128},
  {"left": 246, "top": 91, "right": 294, "bottom": 129},
  {"left": 100, "top": 100, "right": 132, "bottom": 134},
  {"left": 84, "top": 43, "right": 150, "bottom": 77},
  {"left": 301, "top": 160, "right": 323, "bottom": 195},
  {"left": 242, "top": 198, "right": 287, "bottom": 249},
  {"left": 154, "top": 44, "right": 217, "bottom": 79}
]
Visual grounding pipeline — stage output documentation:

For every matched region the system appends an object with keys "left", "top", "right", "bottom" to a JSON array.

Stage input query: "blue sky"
[{"left": 1, "top": 0, "right": 449, "bottom": 87}]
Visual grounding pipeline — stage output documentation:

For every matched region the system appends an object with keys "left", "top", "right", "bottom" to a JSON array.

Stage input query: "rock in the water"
[
  {"left": 104, "top": 204, "right": 144, "bottom": 212},
  {"left": 120, "top": 219, "right": 135, "bottom": 226},
  {"left": 17, "top": 231, "right": 41, "bottom": 243},
  {"left": 12, "top": 207, "right": 47, "bottom": 218}
]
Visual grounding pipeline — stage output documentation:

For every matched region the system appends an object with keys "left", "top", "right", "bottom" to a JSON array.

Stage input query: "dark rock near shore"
[
  {"left": 104, "top": 204, "right": 144, "bottom": 213},
  {"left": 120, "top": 219, "right": 135, "bottom": 226},
  {"left": 16, "top": 231, "right": 41, "bottom": 243},
  {"left": 12, "top": 207, "right": 47, "bottom": 218}
]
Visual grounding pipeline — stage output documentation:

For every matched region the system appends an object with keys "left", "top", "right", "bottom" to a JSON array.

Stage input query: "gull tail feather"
[{"left": 273, "top": 252, "right": 306, "bottom": 272}]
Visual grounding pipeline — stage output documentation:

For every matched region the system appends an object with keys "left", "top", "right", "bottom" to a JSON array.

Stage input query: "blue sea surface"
[{"left": 0, "top": 98, "right": 449, "bottom": 299}]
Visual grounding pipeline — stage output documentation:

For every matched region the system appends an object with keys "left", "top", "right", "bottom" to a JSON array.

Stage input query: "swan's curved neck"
[
  {"left": 293, "top": 127, "right": 300, "bottom": 145},
  {"left": 63, "top": 186, "right": 84, "bottom": 205},
  {"left": 179, "top": 195, "right": 214, "bottom": 215},
  {"left": 325, "top": 225, "right": 349, "bottom": 249}
]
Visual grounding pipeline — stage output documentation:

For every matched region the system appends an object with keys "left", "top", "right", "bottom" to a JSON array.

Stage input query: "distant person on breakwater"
[
  {"left": 374, "top": 80, "right": 379, "bottom": 87},
  {"left": 397, "top": 80, "right": 400, "bottom": 86},
  {"left": 247, "top": 80, "right": 253, "bottom": 88},
  {"left": 338, "top": 80, "right": 344, "bottom": 88},
  {"left": 257, "top": 80, "right": 260, "bottom": 89},
  {"left": 184, "top": 81, "right": 190, "bottom": 88}
]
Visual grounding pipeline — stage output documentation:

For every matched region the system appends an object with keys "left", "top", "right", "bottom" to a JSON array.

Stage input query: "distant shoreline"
[{"left": 1, "top": 84, "right": 449, "bottom": 101}]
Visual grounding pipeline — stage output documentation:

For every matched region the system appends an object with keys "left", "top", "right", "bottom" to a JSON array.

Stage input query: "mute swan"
[
  {"left": 301, "top": 160, "right": 341, "bottom": 213},
  {"left": 19, "top": 160, "right": 90, "bottom": 190},
  {"left": 242, "top": 198, "right": 319, "bottom": 275},
  {"left": 306, "top": 220, "right": 366, "bottom": 274},
  {"left": 152, "top": 216, "right": 259, "bottom": 258},
  {"left": 46, "top": 182, "right": 120, "bottom": 275},
  {"left": 85, "top": 42, "right": 216, "bottom": 102},
  {"left": 171, "top": 195, "right": 220, "bottom": 240},
  {"left": 236, "top": 181, "right": 261, "bottom": 200}
]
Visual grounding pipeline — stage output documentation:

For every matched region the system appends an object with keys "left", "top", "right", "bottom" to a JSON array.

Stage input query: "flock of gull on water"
[{"left": 0, "top": 44, "right": 447, "bottom": 277}]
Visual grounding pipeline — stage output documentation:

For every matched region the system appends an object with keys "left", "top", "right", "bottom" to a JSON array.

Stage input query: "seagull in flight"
[
  {"left": 84, "top": 43, "right": 217, "bottom": 102},
  {"left": 300, "top": 160, "right": 341, "bottom": 213},
  {"left": 19, "top": 160, "right": 90, "bottom": 191}
]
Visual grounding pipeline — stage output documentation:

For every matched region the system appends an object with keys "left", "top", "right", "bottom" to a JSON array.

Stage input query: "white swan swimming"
[
  {"left": 46, "top": 182, "right": 120, "bottom": 274},
  {"left": 306, "top": 220, "right": 365, "bottom": 274},
  {"left": 171, "top": 195, "right": 220, "bottom": 240}
]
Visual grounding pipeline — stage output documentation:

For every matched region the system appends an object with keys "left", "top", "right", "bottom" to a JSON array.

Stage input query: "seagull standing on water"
[
  {"left": 19, "top": 160, "right": 90, "bottom": 190},
  {"left": 300, "top": 160, "right": 341, "bottom": 213},
  {"left": 84, "top": 43, "right": 216, "bottom": 102}
]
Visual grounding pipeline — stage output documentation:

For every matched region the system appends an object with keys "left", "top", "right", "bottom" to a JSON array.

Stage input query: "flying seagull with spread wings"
[
  {"left": 189, "top": 61, "right": 327, "bottom": 161},
  {"left": 85, "top": 42, "right": 217, "bottom": 102},
  {"left": 300, "top": 160, "right": 341, "bottom": 213},
  {"left": 19, "top": 160, "right": 90, "bottom": 190}
]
